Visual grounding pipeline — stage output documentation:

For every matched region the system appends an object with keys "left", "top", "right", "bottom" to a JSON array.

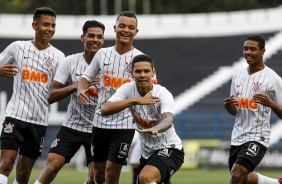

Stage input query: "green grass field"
[{"left": 6, "top": 167, "right": 282, "bottom": 184}]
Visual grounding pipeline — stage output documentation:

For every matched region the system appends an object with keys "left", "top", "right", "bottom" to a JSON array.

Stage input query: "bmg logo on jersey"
[{"left": 247, "top": 143, "right": 260, "bottom": 156}]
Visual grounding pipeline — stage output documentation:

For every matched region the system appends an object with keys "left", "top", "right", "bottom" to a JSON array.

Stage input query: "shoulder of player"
[
  {"left": 153, "top": 84, "right": 172, "bottom": 97},
  {"left": 264, "top": 65, "right": 282, "bottom": 81}
]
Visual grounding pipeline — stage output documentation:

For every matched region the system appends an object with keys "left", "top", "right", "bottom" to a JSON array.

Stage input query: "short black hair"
[
  {"left": 33, "top": 7, "right": 56, "bottom": 22},
  {"left": 246, "top": 34, "right": 265, "bottom": 50},
  {"left": 82, "top": 20, "right": 105, "bottom": 35},
  {"left": 132, "top": 54, "right": 154, "bottom": 70},
  {"left": 116, "top": 11, "right": 138, "bottom": 25}
]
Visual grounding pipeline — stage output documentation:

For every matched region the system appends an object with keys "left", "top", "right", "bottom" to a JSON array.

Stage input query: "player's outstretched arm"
[
  {"left": 137, "top": 112, "right": 173, "bottom": 135},
  {"left": 101, "top": 95, "right": 160, "bottom": 116},
  {"left": 101, "top": 99, "right": 138, "bottom": 116},
  {"left": 48, "top": 81, "right": 77, "bottom": 104},
  {"left": 77, "top": 77, "right": 91, "bottom": 105},
  {"left": 0, "top": 64, "right": 18, "bottom": 78}
]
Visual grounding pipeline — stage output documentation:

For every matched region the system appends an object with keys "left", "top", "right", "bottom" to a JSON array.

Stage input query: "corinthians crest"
[
  {"left": 124, "top": 61, "right": 132, "bottom": 74},
  {"left": 251, "top": 81, "right": 262, "bottom": 94},
  {"left": 43, "top": 56, "right": 54, "bottom": 69},
  {"left": 146, "top": 104, "right": 156, "bottom": 116},
  {"left": 4, "top": 123, "right": 14, "bottom": 133}
]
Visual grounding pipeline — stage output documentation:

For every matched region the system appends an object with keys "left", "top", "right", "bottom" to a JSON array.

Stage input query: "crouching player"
[{"left": 101, "top": 54, "right": 184, "bottom": 184}]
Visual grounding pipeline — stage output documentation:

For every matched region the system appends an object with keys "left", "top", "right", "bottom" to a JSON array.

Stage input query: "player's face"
[
  {"left": 32, "top": 15, "right": 56, "bottom": 42},
  {"left": 114, "top": 16, "right": 138, "bottom": 45},
  {"left": 243, "top": 40, "right": 265, "bottom": 67},
  {"left": 81, "top": 27, "right": 104, "bottom": 54},
  {"left": 132, "top": 61, "right": 155, "bottom": 90}
]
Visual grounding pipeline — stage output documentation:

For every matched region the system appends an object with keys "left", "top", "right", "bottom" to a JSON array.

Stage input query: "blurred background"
[{"left": 1, "top": 0, "right": 282, "bottom": 179}]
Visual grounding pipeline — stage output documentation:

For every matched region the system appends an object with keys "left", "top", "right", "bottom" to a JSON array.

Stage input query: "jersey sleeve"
[
  {"left": 270, "top": 75, "right": 282, "bottom": 106},
  {"left": 82, "top": 49, "right": 101, "bottom": 82},
  {"left": 0, "top": 42, "right": 18, "bottom": 65},
  {"left": 108, "top": 82, "right": 132, "bottom": 102},
  {"left": 53, "top": 57, "right": 70, "bottom": 85},
  {"left": 159, "top": 87, "right": 175, "bottom": 115}
]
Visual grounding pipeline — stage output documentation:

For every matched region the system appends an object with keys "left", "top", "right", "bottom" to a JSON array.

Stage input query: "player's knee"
[
  {"left": 139, "top": 173, "right": 156, "bottom": 184},
  {"left": 0, "top": 159, "right": 14, "bottom": 174},
  {"left": 231, "top": 169, "right": 248, "bottom": 183}
]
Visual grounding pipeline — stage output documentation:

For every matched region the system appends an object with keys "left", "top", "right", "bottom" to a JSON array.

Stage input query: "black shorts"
[
  {"left": 92, "top": 127, "right": 135, "bottom": 165},
  {"left": 139, "top": 148, "right": 184, "bottom": 183},
  {"left": 49, "top": 126, "right": 93, "bottom": 165},
  {"left": 0, "top": 117, "right": 47, "bottom": 159},
  {"left": 229, "top": 141, "right": 267, "bottom": 172}
]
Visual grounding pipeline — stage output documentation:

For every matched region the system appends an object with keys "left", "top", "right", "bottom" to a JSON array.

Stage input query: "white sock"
[
  {"left": 12, "top": 179, "right": 19, "bottom": 184},
  {"left": 34, "top": 180, "right": 42, "bottom": 184},
  {"left": 257, "top": 173, "right": 279, "bottom": 184},
  {"left": 0, "top": 174, "right": 8, "bottom": 184}
]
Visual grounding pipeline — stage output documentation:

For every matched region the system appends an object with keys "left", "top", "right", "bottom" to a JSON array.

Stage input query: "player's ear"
[
  {"left": 80, "top": 34, "right": 85, "bottom": 43},
  {"left": 114, "top": 25, "right": 117, "bottom": 33},
  {"left": 32, "top": 22, "right": 37, "bottom": 30},
  {"left": 135, "top": 28, "right": 139, "bottom": 36}
]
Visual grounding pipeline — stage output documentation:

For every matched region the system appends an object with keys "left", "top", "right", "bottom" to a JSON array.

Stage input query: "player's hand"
[
  {"left": 136, "top": 127, "right": 158, "bottom": 135},
  {"left": 77, "top": 89, "right": 89, "bottom": 105},
  {"left": 224, "top": 95, "right": 238, "bottom": 115},
  {"left": 136, "top": 93, "right": 160, "bottom": 105},
  {"left": 253, "top": 93, "right": 273, "bottom": 107},
  {"left": 0, "top": 64, "right": 18, "bottom": 78}
]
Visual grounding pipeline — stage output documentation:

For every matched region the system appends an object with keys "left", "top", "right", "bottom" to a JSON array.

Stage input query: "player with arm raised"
[
  {"left": 101, "top": 54, "right": 184, "bottom": 184},
  {"left": 77, "top": 11, "right": 143, "bottom": 184},
  {"left": 34, "top": 20, "right": 105, "bottom": 184},
  {"left": 0, "top": 7, "right": 65, "bottom": 184}
]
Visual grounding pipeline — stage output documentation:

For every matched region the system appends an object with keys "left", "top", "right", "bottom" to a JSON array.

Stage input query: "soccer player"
[
  {"left": 0, "top": 7, "right": 65, "bottom": 184},
  {"left": 224, "top": 34, "right": 282, "bottom": 184},
  {"left": 34, "top": 20, "right": 105, "bottom": 184},
  {"left": 101, "top": 54, "right": 184, "bottom": 184},
  {"left": 77, "top": 11, "right": 142, "bottom": 184}
]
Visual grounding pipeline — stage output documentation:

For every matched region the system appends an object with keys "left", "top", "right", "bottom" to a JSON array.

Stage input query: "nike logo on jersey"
[
  {"left": 236, "top": 84, "right": 243, "bottom": 87},
  {"left": 23, "top": 56, "right": 31, "bottom": 59},
  {"left": 104, "top": 62, "right": 113, "bottom": 66},
  {"left": 76, "top": 73, "right": 83, "bottom": 76}
]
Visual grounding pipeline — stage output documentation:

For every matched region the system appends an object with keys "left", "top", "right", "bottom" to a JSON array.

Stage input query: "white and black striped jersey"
[
  {"left": 0, "top": 40, "right": 65, "bottom": 126},
  {"left": 230, "top": 66, "right": 282, "bottom": 147},
  {"left": 82, "top": 46, "right": 143, "bottom": 129},
  {"left": 108, "top": 81, "right": 183, "bottom": 159},
  {"left": 54, "top": 53, "right": 97, "bottom": 133}
]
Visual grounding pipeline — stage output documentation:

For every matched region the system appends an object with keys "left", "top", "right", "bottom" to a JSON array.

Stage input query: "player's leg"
[
  {"left": 0, "top": 117, "right": 25, "bottom": 184},
  {"left": 83, "top": 132, "right": 95, "bottom": 184},
  {"left": 247, "top": 172, "right": 280, "bottom": 184},
  {"left": 36, "top": 126, "right": 80, "bottom": 184},
  {"left": 86, "top": 161, "right": 95, "bottom": 184},
  {"left": 138, "top": 148, "right": 184, "bottom": 184},
  {"left": 16, "top": 122, "right": 47, "bottom": 184},
  {"left": 0, "top": 149, "right": 18, "bottom": 183},
  {"left": 14, "top": 155, "right": 37, "bottom": 184},
  {"left": 36, "top": 153, "right": 65, "bottom": 184},
  {"left": 92, "top": 127, "right": 110, "bottom": 184},
  {"left": 106, "top": 129, "right": 135, "bottom": 184},
  {"left": 139, "top": 165, "right": 161, "bottom": 184},
  {"left": 229, "top": 141, "right": 267, "bottom": 184}
]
